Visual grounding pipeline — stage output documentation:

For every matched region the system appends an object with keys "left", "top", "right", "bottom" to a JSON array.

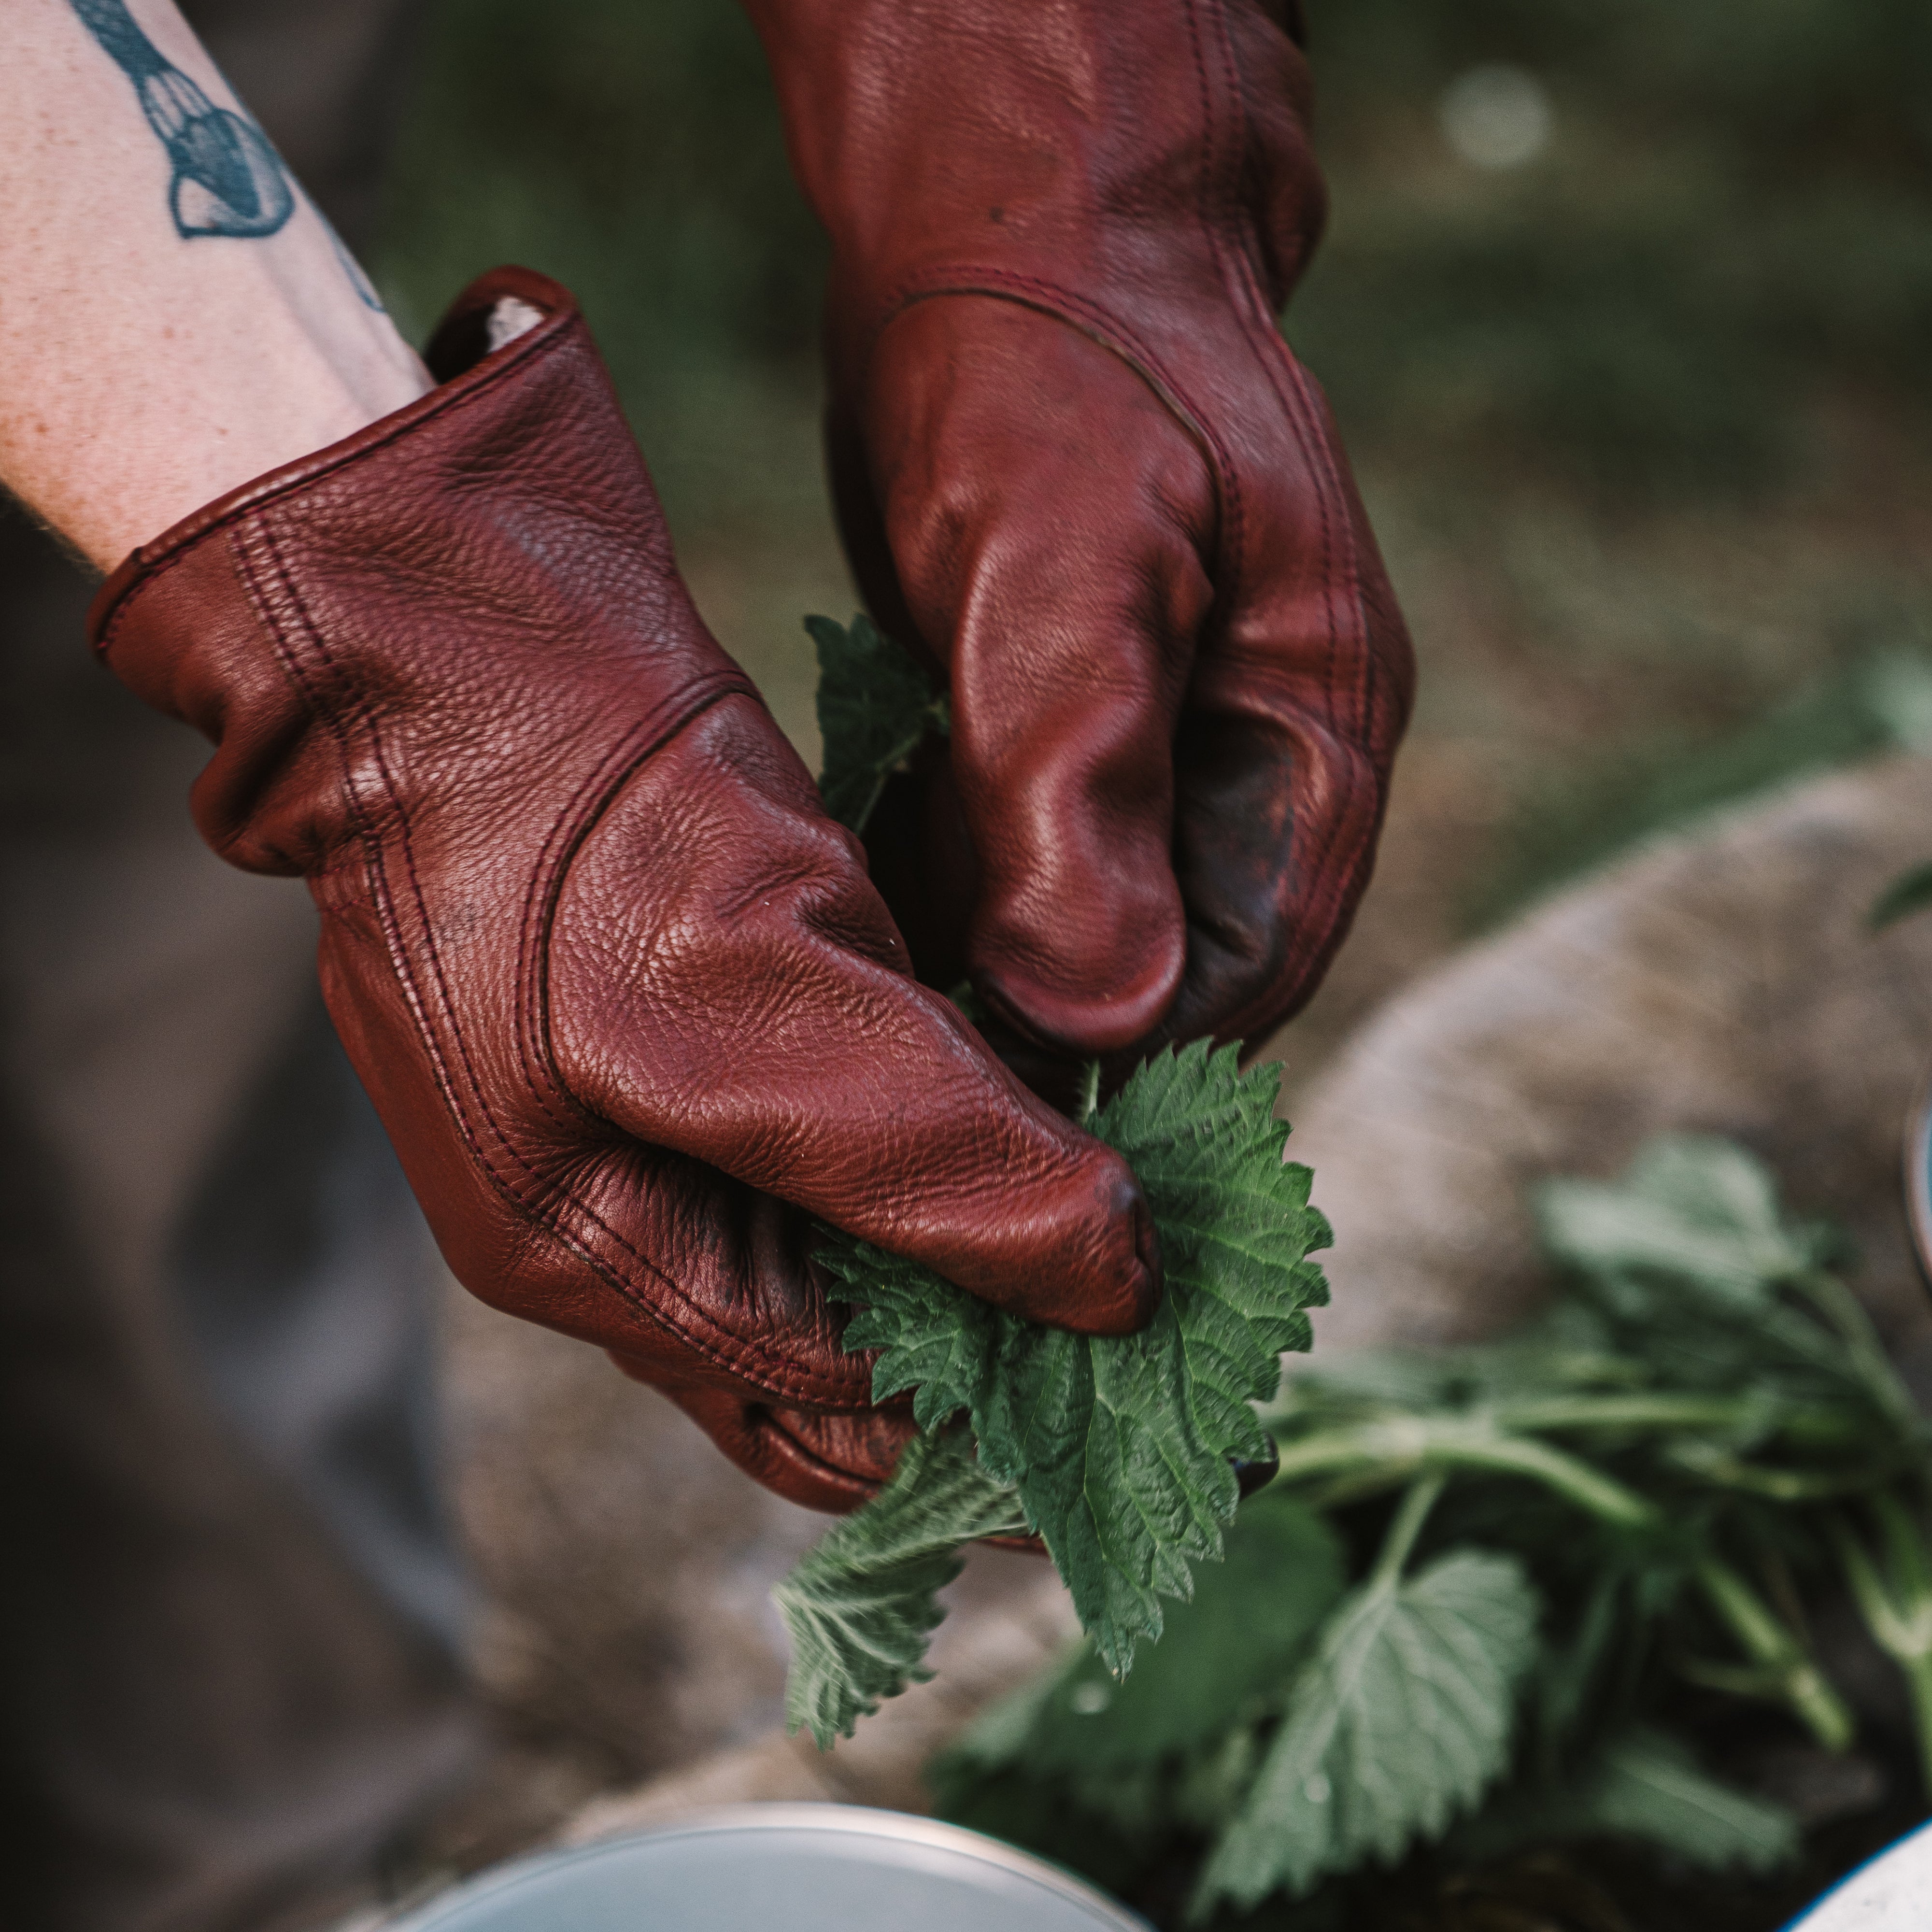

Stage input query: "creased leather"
[
  {"left": 88, "top": 268, "right": 1158, "bottom": 1510},
  {"left": 748, "top": 0, "right": 1415, "bottom": 1095}
]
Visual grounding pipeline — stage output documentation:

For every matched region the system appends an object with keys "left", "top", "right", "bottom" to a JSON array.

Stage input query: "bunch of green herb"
[
  {"left": 775, "top": 618, "right": 1330, "bottom": 1745},
  {"left": 776, "top": 1033, "right": 1331, "bottom": 1744},
  {"left": 933, "top": 1135, "right": 1932, "bottom": 1924}
]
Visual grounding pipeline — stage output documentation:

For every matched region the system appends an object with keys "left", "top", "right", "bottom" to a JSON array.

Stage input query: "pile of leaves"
[{"left": 933, "top": 1136, "right": 1932, "bottom": 1928}]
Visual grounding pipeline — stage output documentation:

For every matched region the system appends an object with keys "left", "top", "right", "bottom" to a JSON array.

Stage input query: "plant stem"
[
  {"left": 1270, "top": 1418, "right": 1656, "bottom": 1530},
  {"left": 1830, "top": 1493, "right": 1932, "bottom": 1798},
  {"left": 1492, "top": 1392, "right": 1775, "bottom": 1434},
  {"left": 1665, "top": 1440, "right": 1907, "bottom": 1500},
  {"left": 1369, "top": 1474, "right": 1447, "bottom": 1591},
  {"left": 1076, "top": 1059, "right": 1102, "bottom": 1124},
  {"left": 1694, "top": 1555, "right": 1855, "bottom": 1751}
]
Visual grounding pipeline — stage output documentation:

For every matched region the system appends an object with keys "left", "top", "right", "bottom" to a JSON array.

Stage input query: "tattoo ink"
[
  {"left": 311, "top": 195, "right": 388, "bottom": 311},
  {"left": 69, "top": 0, "right": 294, "bottom": 239}
]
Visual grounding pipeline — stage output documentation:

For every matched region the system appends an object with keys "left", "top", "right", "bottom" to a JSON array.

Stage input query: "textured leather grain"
[
  {"left": 89, "top": 269, "right": 1158, "bottom": 1511},
  {"left": 748, "top": 0, "right": 1414, "bottom": 1096}
]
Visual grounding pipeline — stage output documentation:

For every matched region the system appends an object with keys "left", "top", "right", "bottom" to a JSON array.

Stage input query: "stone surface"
[
  {"left": 428, "top": 1289, "right": 1077, "bottom": 1865},
  {"left": 1286, "top": 754, "right": 1932, "bottom": 1367},
  {"left": 426, "top": 1295, "right": 826, "bottom": 1864},
  {"left": 560, "top": 1552, "right": 1077, "bottom": 1840}
]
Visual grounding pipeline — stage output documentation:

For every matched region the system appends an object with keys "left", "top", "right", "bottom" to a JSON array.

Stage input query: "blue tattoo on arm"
[{"left": 69, "top": 0, "right": 293, "bottom": 239}]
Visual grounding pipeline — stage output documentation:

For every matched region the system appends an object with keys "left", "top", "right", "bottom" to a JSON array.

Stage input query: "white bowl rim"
[{"left": 389, "top": 1802, "right": 1151, "bottom": 1931}]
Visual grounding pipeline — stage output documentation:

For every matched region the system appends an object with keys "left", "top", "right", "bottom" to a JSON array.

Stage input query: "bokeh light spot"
[{"left": 1438, "top": 65, "right": 1553, "bottom": 170}]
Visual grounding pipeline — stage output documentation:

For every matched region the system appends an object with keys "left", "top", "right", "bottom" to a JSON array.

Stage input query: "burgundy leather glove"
[
  {"left": 88, "top": 267, "right": 1158, "bottom": 1513},
  {"left": 747, "top": 0, "right": 1414, "bottom": 1097}
]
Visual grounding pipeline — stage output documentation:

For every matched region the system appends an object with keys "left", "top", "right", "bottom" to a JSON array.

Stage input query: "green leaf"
[
  {"left": 1536, "top": 1135, "right": 1815, "bottom": 1307},
  {"left": 1193, "top": 1549, "right": 1542, "bottom": 1913},
  {"left": 1871, "top": 858, "right": 1932, "bottom": 930},
  {"left": 809, "top": 612, "right": 950, "bottom": 834},
  {"left": 952, "top": 1492, "right": 1347, "bottom": 1785},
  {"left": 824, "top": 1040, "right": 1332, "bottom": 1676},
  {"left": 773, "top": 1426, "right": 1027, "bottom": 1748},
  {"left": 933, "top": 1640, "right": 1092, "bottom": 1786},
  {"left": 1461, "top": 1725, "right": 1798, "bottom": 1874}
]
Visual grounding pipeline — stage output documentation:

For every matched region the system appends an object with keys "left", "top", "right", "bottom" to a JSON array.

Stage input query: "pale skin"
[{"left": 0, "top": 0, "right": 429, "bottom": 572}]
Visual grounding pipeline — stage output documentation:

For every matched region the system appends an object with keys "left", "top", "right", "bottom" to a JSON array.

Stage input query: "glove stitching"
[
  {"left": 887, "top": 271, "right": 1235, "bottom": 548},
  {"left": 241, "top": 514, "right": 855, "bottom": 1408},
  {"left": 511, "top": 681, "right": 755, "bottom": 1142},
  {"left": 93, "top": 307, "right": 581, "bottom": 659},
  {"left": 1194, "top": 0, "right": 1383, "bottom": 790},
  {"left": 1188, "top": 0, "right": 1386, "bottom": 1045},
  {"left": 233, "top": 514, "right": 472, "bottom": 1131},
  {"left": 1182, "top": 0, "right": 1251, "bottom": 602},
  {"left": 503, "top": 700, "right": 875, "bottom": 1408}
]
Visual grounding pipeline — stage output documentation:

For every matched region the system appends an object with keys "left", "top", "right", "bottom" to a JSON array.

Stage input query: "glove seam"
[
  {"left": 869, "top": 273, "right": 1381, "bottom": 1057},
  {"left": 1197, "top": 1, "right": 1385, "bottom": 1044},
  {"left": 883, "top": 271, "right": 1236, "bottom": 561},
  {"left": 91, "top": 302, "right": 582, "bottom": 659},
  {"left": 511, "top": 688, "right": 755, "bottom": 1142},
  {"left": 1192, "top": 0, "right": 1368, "bottom": 758},
  {"left": 1184, "top": 0, "right": 1253, "bottom": 599},
  {"left": 1179, "top": 0, "right": 1387, "bottom": 1045},
  {"left": 239, "top": 515, "right": 852, "bottom": 1406}
]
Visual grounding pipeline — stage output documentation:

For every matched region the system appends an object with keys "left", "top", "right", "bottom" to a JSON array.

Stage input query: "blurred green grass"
[
  {"left": 375, "top": 0, "right": 1932, "bottom": 935},
  {"left": 378, "top": 0, "right": 824, "bottom": 517},
  {"left": 1304, "top": 0, "right": 1932, "bottom": 494}
]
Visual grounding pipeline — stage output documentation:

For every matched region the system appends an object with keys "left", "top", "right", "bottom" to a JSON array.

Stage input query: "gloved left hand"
[{"left": 88, "top": 267, "right": 1160, "bottom": 1512}]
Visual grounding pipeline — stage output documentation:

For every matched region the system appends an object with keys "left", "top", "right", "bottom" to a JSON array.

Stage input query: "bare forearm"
[{"left": 0, "top": 0, "right": 429, "bottom": 570}]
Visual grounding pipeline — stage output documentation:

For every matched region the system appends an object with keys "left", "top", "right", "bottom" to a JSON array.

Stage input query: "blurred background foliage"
[
  {"left": 376, "top": 0, "right": 1932, "bottom": 1057},
  {"left": 1305, "top": 0, "right": 1932, "bottom": 495}
]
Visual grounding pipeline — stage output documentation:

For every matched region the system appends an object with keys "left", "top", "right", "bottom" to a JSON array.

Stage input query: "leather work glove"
[
  {"left": 747, "top": 0, "right": 1415, "bottom": 1100},
  {"left": 89, "top": 267, "right": 1159, "bottom": 1513}
]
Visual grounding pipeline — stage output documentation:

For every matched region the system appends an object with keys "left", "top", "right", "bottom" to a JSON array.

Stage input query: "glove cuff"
[
  {"left": 91, "top": 266, "right": 572, "bottom": 652},
  {"left": 87, "top": 267, "right": 750, "bottom": 880}
]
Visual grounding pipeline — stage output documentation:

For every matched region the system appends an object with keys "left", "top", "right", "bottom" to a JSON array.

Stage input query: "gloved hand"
[
  {"left": 89, "top": 267, "right": 1158, "bottom": 1512},
  {"left": 748, "top": 0, "right": 1414, "bottom": 1098}
]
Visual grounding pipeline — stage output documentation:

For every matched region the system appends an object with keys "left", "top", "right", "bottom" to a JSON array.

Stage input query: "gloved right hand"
[
  {"left": 748, "top": 0, "right": 1413, "bottom": 1107},
  {"left": 87, "top": 267, "right": 1159, "bottom": 1512}
]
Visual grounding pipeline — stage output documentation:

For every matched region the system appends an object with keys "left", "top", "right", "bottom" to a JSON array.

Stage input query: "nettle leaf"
[
  {"left": 1462, "top": 1724, "right": 1797, "bottom": 1875},
  {"left": 823, "top": 1040, "right": 1331, "bottom": 1676},
  {"left": 1536, "top": 1136, "right": 1816, "bottom": 1307},
  {"left": 1563, "top": 1727, "right": 1797, "bottom": 1872},
  {"left": 1193, "top": 1549, "right": 1542, "bottom": 1914},
  {"left": 774, "top": 1426, "right": 1027, "bottom": 1748},
  {"left": 809, "top": 612, "right": 949, "bottom": 834},
  {"left": 969, "top": 1492, "right": 1347, "bottom": 1781}
]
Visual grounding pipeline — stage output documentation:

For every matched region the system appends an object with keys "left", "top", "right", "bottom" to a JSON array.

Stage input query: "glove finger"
[
  {"left": 615, "top": 1364, "right": 917, "bottom": 1514},
  {"left": 853, "top": 299, "right": 1218, "bottom": 1059},
  {"left": 1144, "top": 380, "right": 1412, "bottom": 1059},
  {"left": 547, "top": 690, "right": 1159, "bottom": 1338}
]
